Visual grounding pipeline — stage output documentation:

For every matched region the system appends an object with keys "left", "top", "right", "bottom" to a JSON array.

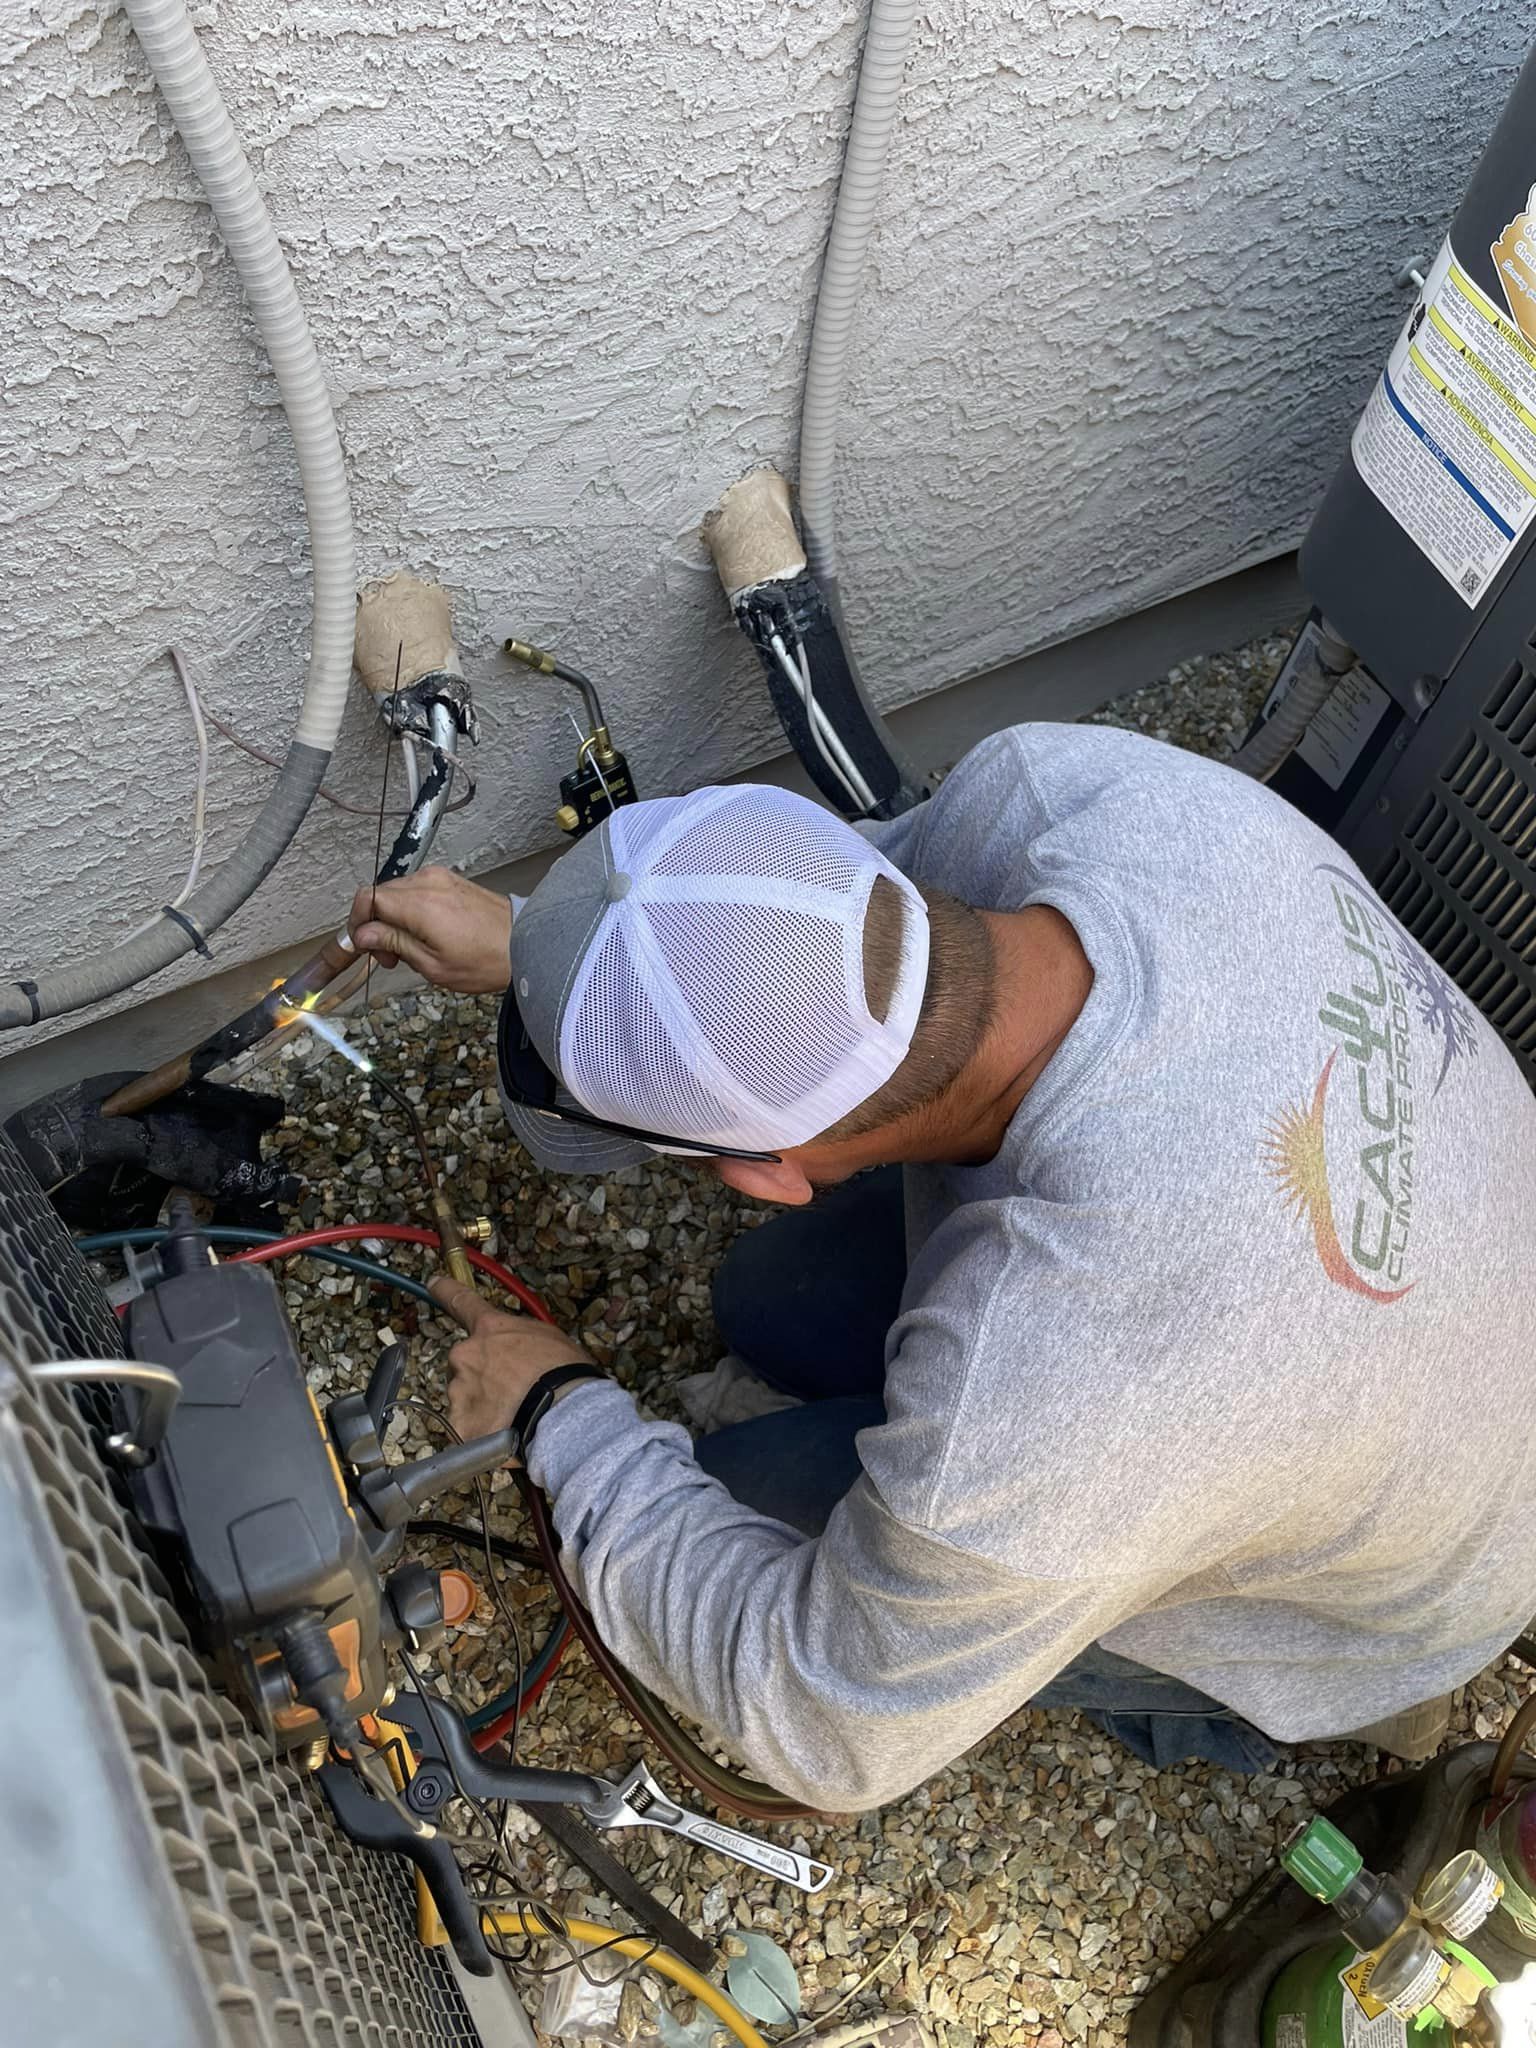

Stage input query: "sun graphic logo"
[{"left": 1262, "top": 1053, "right": 1413, "bottom": 1304}]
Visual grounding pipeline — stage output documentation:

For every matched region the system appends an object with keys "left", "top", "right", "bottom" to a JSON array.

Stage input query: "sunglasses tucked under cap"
[{"left": 497, "top": 783, "right": 931, "bottom": 1174}]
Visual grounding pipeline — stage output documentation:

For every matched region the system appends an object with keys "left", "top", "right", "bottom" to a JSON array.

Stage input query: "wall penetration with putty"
[{"left": 1, "top": 0, "right": 1523, "bottom": 1046}]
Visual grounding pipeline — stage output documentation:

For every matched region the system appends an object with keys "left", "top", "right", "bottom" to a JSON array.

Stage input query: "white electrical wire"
[
  {"left": 767, "top": 630, "right": 877, "bottom": 813},
  {"left": 124, "top": 647, "right": 212, "bottom": 942},
  {"left": 400, "top": 735, "right": 421, "bottom": 803},
  {"left": 767, "top": 630, "right": 870, "bottom": 810},
  {"left": 793, "top": 634, "right": 878, "bottom": 812},
  {"left": 166, "top": 647, "right": 211, "bottom": 906}
]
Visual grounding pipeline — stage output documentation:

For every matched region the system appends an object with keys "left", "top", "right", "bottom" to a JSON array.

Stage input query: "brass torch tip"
[{"left": 503, "top": 637, "right": 556, "bottom": 675}]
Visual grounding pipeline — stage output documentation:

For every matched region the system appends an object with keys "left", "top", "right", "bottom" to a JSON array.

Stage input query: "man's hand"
[
  {"left": 430, "top": 1276, "right": 596, "bottom": 1442},
  {"left": 349, "top": 867, "right": 514, "bottom": 993}
]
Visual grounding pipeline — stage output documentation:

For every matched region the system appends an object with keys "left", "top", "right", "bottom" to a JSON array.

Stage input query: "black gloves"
[{"left": 5, "top": 1071, "right": 300, "bottom": 1229}]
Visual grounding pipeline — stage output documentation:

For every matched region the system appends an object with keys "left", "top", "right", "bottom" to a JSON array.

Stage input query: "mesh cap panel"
[
  {"left": 653, "top": 796, "right": 867, "bottom": 892},
  {"left": 554, "top": 785, "right": 929, "bottom": 1152},
  {"left": 567, "top": 919, "right": 739, "bottom": 1138},
  {"left": 644, "top": 899, "right": 853, "bottom": 1109}
]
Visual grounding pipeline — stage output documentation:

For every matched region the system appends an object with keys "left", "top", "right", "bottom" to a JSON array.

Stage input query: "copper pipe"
[
  {"left": 101, "top": 931, "right": 357, "bottom": 1119},
  {"left": 430, "top": 1189, "right": 478, "bottom": 1291}
]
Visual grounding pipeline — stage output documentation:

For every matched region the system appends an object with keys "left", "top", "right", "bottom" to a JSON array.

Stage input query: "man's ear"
[{"left": 712, "top": 1153, "right": 816, "bottom": 1205}]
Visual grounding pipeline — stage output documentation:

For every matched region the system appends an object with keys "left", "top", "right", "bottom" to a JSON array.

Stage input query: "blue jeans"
[{"left": 696, "top": 1169, "right": 1279, "bottom": 1774}]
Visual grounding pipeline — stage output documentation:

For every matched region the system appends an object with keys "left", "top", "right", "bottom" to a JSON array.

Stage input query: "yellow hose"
[{"left": 484, "top": 1910, "right": 769, "bottom": 2048}]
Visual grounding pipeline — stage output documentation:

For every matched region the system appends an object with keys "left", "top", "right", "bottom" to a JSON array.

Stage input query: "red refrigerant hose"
[{"left": 227, "top": 1221, "right": 552, "bottom": 1319}]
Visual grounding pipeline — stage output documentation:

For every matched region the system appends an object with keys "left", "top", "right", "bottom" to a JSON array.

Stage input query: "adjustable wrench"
[
  {"left": 386, "top": 1689, "right": 834, "bottom": 1894},
  {"left": 585, "top": 1761, "right": 833, "bottom": 1893}
]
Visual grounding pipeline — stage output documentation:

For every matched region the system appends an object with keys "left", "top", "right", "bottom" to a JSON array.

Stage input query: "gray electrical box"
[{"left": 1271, "top": 48, "right": 1536, "bottom": 1082}]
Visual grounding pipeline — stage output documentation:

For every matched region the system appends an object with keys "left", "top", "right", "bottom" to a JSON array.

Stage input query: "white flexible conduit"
[
  {"left": 0, "top": 0, "right": 355, "bottom": 1032},
  {"left": 127, "top": 0, "right": 355, "bottom": 750},
  {"left": 796, "top": 0, "right": 918, "bottom": 611}
]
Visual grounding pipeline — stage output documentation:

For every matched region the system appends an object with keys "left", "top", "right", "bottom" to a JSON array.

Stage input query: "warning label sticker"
[
  {"left": 1351, "top": 238, "right": 1536, "bottom": 606},
  {"left": 1339, "top": 1995, "right": 1408, "bottom": 2048}
]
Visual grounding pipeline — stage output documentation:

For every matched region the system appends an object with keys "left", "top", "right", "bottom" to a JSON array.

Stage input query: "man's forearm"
[
  {"left": 527, "top": 1383, "right": 824, "bottom": 1786},
  {"left": 527, "top": 1381, "right": 1110, "bottom": 1811}
]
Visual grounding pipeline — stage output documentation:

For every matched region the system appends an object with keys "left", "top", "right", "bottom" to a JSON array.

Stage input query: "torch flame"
[{"left": 276, "top": 1004, "right": 373, "bottom": 1074}]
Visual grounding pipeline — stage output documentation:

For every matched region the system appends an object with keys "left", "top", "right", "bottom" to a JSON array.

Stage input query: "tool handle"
[
  {"left": 365, "top": 1342, "right": 408, "bottom": 1432},
  {"left": 318, "top": 1762, "right": 494, "bottom": 1976},
  {"left": 388, "top": 1688, "right": 611, "bottom": 1811},
  {"left": 666, "top": 1815, "right": 833, "bottom": 1894}
]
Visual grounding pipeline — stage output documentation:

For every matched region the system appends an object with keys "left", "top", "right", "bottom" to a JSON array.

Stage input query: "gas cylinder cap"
[{"left": 1282, "top": 1816, "right": 1364, "bottom": 1902}]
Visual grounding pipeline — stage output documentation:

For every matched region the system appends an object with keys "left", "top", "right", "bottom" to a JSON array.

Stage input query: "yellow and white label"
[
  {"left": 1340, "top": 1953, "right": 1390, "bottom": 2022},
  {"left": 1339, "top": 1997, "right": 1409, "bottom": 2048},
  {"left": 1338, "top": 1958, "right": 1410, "bottom": 2048},
  {"left": 1350, "top": 238, "right": 1536, "bottom": 606}
]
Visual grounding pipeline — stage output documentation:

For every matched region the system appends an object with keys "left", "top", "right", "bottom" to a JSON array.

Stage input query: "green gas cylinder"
[
  {"left": 1261, "top": 1940, "right": 1413, "bottom": 2048},
  {"left": 1262, "top": 1818, "right": 1501, "bottom": 2048}
]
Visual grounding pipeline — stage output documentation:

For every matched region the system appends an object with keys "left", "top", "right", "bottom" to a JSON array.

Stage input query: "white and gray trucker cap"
[{"left": 497, "top": 783, "right": 930, "bottom": 1174}]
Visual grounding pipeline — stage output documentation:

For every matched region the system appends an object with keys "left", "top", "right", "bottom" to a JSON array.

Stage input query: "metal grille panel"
[
  {"left": 0, "top": 1132, "right": 482, "bottom": 2047},
  {"left": 1373, "top": 659, "right": 1536, "bottom": 1079}
]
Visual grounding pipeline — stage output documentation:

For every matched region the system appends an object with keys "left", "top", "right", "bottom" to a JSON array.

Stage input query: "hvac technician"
[{"left": 350, "top": 723, "right": 1536, "bottom": 1808}]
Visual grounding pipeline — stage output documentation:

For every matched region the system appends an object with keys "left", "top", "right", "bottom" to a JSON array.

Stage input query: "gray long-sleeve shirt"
[{"left": 528, "top": 724, "right": 1536, "bottom": 1810}]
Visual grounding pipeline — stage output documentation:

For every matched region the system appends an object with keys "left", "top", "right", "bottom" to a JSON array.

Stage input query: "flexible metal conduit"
[
  {"left": 1228, "top": 618, "right": 1355, "bottom": 782},
  {"left": 0, "top": 0, "right": 355, "bottom": 1032},
  {"left": 796, "top": 0, "right": 919, "bottom": 611}
]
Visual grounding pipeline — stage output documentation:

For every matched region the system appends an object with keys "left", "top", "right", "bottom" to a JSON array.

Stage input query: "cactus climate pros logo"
[{"left": 1260, "top": 866, "right": 1479, "bottom": 1302}]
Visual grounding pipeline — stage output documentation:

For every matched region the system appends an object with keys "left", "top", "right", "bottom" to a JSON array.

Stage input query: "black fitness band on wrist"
[{"left": 511, "top": 1362, "right": 606, "bottom": 1460}]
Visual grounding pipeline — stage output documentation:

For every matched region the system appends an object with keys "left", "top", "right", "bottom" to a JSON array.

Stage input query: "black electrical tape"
[
  {"left": 409, "top": 668, "right": 464, "bottom": 698},
  {"left": 392, "top": 670, "right": 477, "bottom": 738},
  {"left": 13, "top": 980, "right": 40, "bottom": 1024},
  {"left": 161, "top": 904, "right": 213, "bottom": 959}
]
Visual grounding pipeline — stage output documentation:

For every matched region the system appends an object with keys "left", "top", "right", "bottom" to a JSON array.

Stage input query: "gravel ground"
[{"left": 213, "top": 627, "right": 1528, "bottom": 2047}]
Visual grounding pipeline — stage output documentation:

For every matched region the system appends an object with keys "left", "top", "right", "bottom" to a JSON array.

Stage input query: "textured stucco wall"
[{"left": 0, "top": 0, "right": 1524, "bottom": 1056}]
